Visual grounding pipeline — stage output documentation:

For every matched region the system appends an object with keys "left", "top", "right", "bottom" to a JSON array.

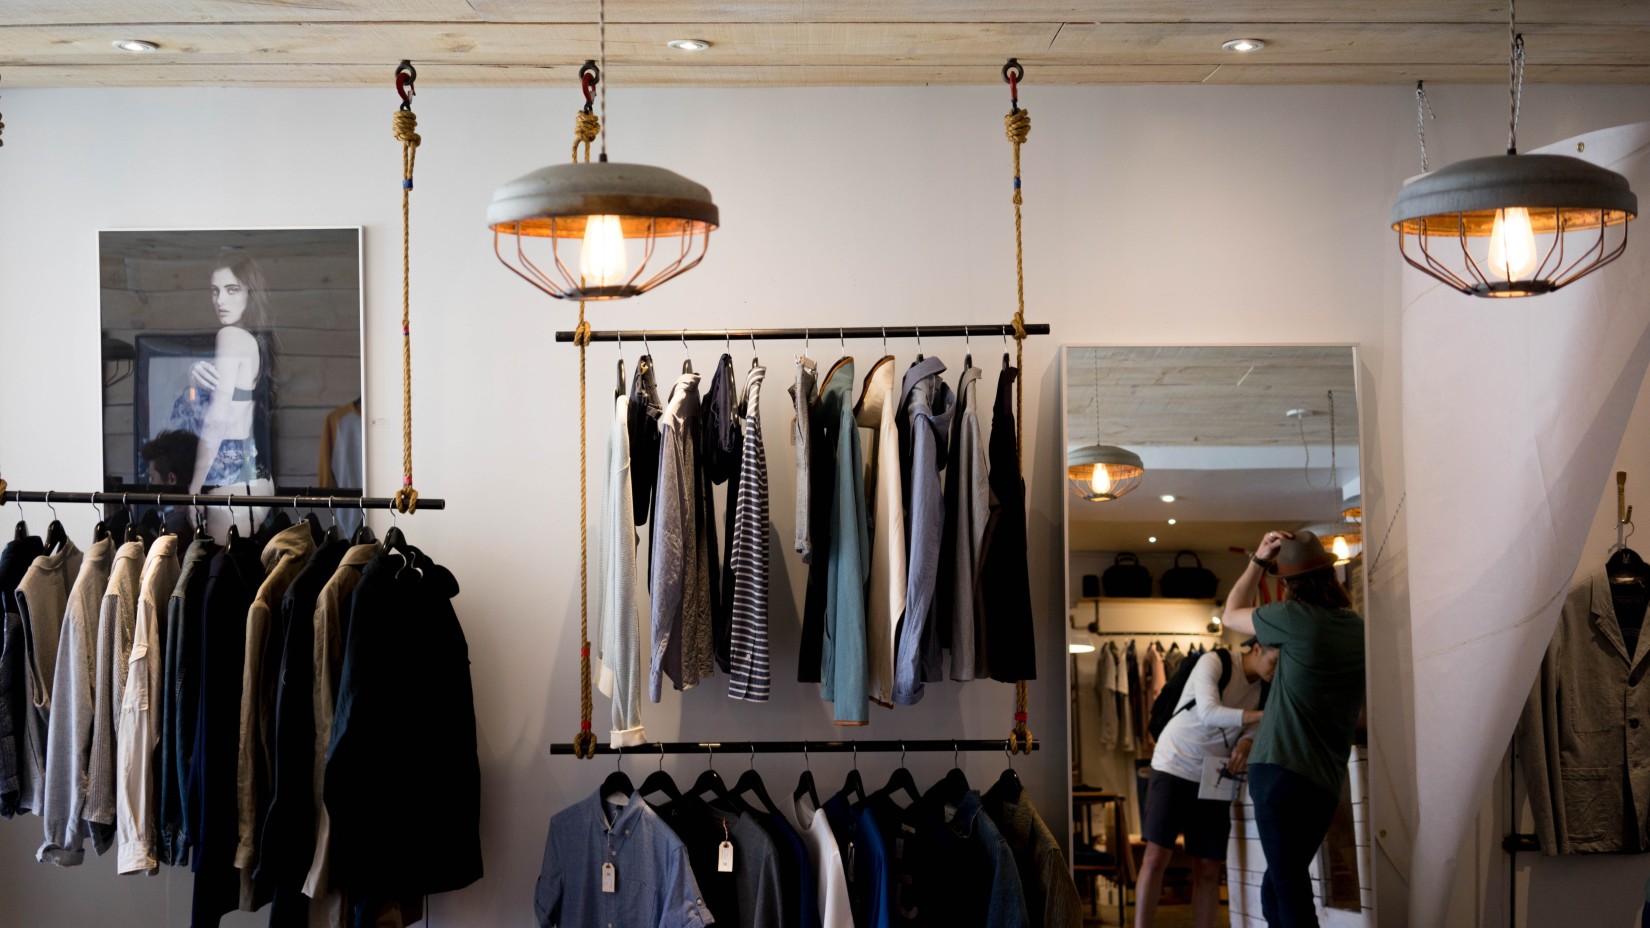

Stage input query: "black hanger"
[
  {"left": 730, "top": 746, "right": 782, "bottom": 818},
  {"left": 870, "top": 742, "right": 922, "bottom": 809},
  {"left": 987, "top": 742, "right": 1023, "bottom": 802},
  {"left": 1608, "top": 546, "right": 1650, "bottom": 585},
  {"left": 41, "top": 493, "right": 66, "bottom": 554},
  {"left": 600, "top": 751, "right": 635, "bottom": 806},
  {"left": 794, "top": 743, "right": 820, "bottom": 811},
  {"left": 639, "top": 745, "right": 682, "bottom": 804},
  {"left": 351, "top": 497, "right": 376, "bottom": 546},
  {"left": 837, "top": 742, "right": 866, "bottom": 806},
  {"left": 122, "top": 495, "right": 140, "bottom": 545},
  {"left": 923, "top": 742, "right": 971, "bottom": 809},
  {"left": 689, "top": 746, "right": 737, "bottom": 811},
  {"left": 616, "top": 356, "right": 627, "bottom": 399}
]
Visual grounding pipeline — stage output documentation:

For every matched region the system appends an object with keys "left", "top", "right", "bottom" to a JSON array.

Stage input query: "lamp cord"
[
  {"left": 1507, "top": 0, "right": 1524, "bottom": 155},
  {"left": 1415, "top": 81, "right": 1435, "bottom": 173}
]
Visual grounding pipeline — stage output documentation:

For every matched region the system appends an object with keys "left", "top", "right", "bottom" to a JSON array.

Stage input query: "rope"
[
  {"left": 572, "top": 109, "right": 600, "bottom": 164},
  {"left": 392, "top": 107, "right": 421, "bottom": 514},
  {"left": 1004, "top": 67, "right": 1035, "bottom": 756},
  {"left": 569, "top": 95, "right": 600, "bottom": 758}
]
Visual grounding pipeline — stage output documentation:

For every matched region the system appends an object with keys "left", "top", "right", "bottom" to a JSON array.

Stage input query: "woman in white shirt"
[{"left": 1135, "top": 639, "right": 1278, "bottom": 928}]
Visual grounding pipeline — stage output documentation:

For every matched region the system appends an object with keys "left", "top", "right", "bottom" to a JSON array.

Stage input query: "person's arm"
[
  {"left": 1222, "top": 530, "right": 1290, "bottom": 637},
  {"left": 187, "top": 330, "right": 249, "bottom": 493},
  {"left": 1187, "top": 650, "right": 1249, "bottom": 729},
  {"left": 1227, "top": 738, "right": 1254, "bottom": 774}
]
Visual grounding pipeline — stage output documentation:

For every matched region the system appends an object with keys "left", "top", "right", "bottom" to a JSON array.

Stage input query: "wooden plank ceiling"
[{"left": 2, "top": 1, "right": 1647, "bottom": 87}]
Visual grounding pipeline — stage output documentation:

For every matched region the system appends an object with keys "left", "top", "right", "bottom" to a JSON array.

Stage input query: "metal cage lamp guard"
[{"left": 1389, "top": 0, "right": 1636, "bottom": 299}]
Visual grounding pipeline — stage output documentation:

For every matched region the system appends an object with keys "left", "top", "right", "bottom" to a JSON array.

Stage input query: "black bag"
[
  {"left": 1148, "top": 649, "right": 1233, "bottom": 740},
  {"left": 1101, "top": 553, "right": 1152, "bottom": 598},
  {"left": 1160, "top": 551, "right": 1218, "bottom": 600}
]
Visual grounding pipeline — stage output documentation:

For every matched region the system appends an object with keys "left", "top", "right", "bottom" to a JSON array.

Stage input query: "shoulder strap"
[{"left": 1216, "top": 648, "right": 1234, "bottom": 692}]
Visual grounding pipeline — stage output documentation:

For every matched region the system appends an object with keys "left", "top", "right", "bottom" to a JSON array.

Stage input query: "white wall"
[{"left": 0, "top": 82, "right": 1647, "bottom": 927}]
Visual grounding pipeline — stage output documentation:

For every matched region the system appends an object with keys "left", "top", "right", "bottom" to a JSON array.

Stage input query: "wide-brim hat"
[{"left": 1270, "top": 531, "right": 1337, "bottom": 578}]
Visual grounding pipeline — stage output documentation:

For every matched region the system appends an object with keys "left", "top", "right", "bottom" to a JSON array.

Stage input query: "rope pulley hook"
[
  {"left": 395, "top": 60, "right": 417, "bottom": 111},
  {"left": 579, "top": 60, "right": 601, "bottom": 115},
  {"left": 1002, "top": 58, "right": 1024, "bottom": 112}
]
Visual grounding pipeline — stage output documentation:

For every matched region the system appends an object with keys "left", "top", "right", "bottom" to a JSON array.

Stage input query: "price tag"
[
  {"left": 601, "top": 862, "right": 616, "bottom": 893},
  {"left": 717, "top": 840, "right": 735, "bottom": 873}
]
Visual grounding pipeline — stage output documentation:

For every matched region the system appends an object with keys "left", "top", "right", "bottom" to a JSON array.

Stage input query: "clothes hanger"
[
  {"left": 689, "top": 744, "right": 737, "bottom": 812},
  {"left": 192, "top": 495, "right": 211, "bottom": 545},
  {"left": 12, "top": 498, "right": 28, "bottom": 542},
  {"left": 350, "top": 495, "right": 376, "bottom": 546},
  {"left": 154, "top": 493, "right": 169, "bottom": 537},
  {"left": 681, "top": 329, "right": 694, "bottom": 374},
  {"left": 639, "top": 743, "right": 682, "bottom": 804},
  {"left": 299, "top": 492, "right": 325, "bottom": 546},
  {"left": 730, "top": 744, "right": 782, "bottom": 818},
  {"left": 794, "top": 741, "right": 820, "bottom": 811},
  {"left": 870, "top": 741, "right": 922, "bottom": 809},
  {"left": 93, "top": 499, "right": 110, "bottom": 543},
  {"left": 964, "top": 327, "right": 973, "bottom": 371},
  {"left": 836, "top": 741, "right": 866, "bottom": 806},
  {"left": 123, "top": 493, "right": 141, "bottom": 544},
  {"left": 914, "top": 325, "right": 924, "bottom": 363},
  {"left": 749, "top": 331, "right": 759, "bottom": 371},
  {"left": 600, "top": 749, "right": 635, "bottom": 805},
  {"left": 42, "top": 493, "right": 68, "bottom": 554},
  {"left": 1002, "top": 328, "right": 1011, "bottom": 370},
  {"left": 923, "top": 741, "right": 971, "bottom": 809},
  {"left": 322, "top": 496, "right": 341, "bottom": 543},
  {"left": 986, "top": 740, "right": 1023, "bottom": 802}
]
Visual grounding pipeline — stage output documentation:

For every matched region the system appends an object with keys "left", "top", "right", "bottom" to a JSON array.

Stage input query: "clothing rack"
[
  {"left": 0, "top": 490, "right": 445, "bottom": 511},
  {"left": 550, "top": 738, "right": 1038, "bottom": 756},
  {"left": 1088, "top": 631, "right": 1221, "bottom": 638},
  {"left": 552, "top": 323, "right": 1052, "bottom": 344}
]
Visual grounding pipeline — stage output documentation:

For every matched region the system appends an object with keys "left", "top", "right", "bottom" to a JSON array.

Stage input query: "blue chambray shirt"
[{"left": 536, "top": 788, "right": 714, "bottom": 928}]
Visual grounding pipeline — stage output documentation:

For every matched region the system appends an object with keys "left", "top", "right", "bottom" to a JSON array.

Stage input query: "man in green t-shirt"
[{"left": 1223, "top": 530, "right": 1365, "bottom": 928}]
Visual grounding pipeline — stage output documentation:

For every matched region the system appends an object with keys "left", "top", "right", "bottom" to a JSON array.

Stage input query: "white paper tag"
[
  {"left": 601, "top": 861, "right": 616, "bottom": 893},
  {"left": 1198, "top": 754, "right": 1243, "bottom": 802},
  {"left": 717, "top": 840, "right": 735, "bottom": 873}
]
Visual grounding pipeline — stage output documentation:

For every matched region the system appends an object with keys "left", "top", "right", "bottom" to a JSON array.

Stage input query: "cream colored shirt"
[
  {"left": 116, "top": 535, "right": 179, "bottom": 873},
  {"left": 856, "top": 356, "right": 905, "bottom": 708}
]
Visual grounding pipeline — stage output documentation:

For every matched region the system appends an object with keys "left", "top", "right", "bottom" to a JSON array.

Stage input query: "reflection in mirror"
[{"left": 1063, "top": 346, "right": 1369, "bottom": 924}]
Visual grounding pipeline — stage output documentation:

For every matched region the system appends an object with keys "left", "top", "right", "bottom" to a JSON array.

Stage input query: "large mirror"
[{"left": 1062, "top": 346, "right": 1368, "bottom": 925}]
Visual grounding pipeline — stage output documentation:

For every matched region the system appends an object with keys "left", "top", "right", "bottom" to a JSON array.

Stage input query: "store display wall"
[{"left": 0, "top": 83, "right": 1646, "bottom": 927}]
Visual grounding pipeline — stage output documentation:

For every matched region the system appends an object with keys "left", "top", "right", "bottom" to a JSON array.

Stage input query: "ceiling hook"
[{"left": 395, "top": 60, "right": 417, "bottom": 111}]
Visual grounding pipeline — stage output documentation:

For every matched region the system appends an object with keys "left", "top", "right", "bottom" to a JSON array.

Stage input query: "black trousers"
[{"left": 1249, "top": 762, "right": 1341, "bottom": 928}]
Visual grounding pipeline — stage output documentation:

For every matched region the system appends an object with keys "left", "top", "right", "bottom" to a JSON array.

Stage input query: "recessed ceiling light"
[
  {"left": 113, "top": 39, "right": 159, "bottom": 53},
  {"left": 667, "top": 39, "right": 711, "bottom": 52},
  {"left": 1222, "top": 38, "right": 1265, "bottom": 53},
  {"left": 1167, "top": 519, "right": 1177, "bottom": 525},
  {"left": 1148, "top": 536, "right": 1158, "bottom": 543},
  {"left": 1160, "top": 495, "right": 1176, "bottom": 503}
]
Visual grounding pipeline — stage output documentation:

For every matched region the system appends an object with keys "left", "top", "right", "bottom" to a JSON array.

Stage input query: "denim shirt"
[
  {"left": 893, "top": 357, "right": 954, "bottom": 705},
  {"left": 536, "top": 789, "right": 713, "bottom": 928},
  {"left": 903, "top": 790, "right": 1031, "bottom": 928},
  {"left": 816, "top": 359, "right": 870, "bottom": 724}
]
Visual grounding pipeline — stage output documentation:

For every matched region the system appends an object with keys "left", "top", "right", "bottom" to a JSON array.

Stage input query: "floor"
[{"left": 1085, "top": 903, "right": 1228, "bottom": 927}]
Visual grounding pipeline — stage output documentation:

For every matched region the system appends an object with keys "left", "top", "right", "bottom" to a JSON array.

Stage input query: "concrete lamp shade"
[
  {"left": 1066, "top": 444, "right": 1145, "bottom": 502},
  {"left": 1391, "top": 153, "right": 1637, "bottom": 298},
  {"left": 489, "top": 160, "right": 719, "bottom": 301}
]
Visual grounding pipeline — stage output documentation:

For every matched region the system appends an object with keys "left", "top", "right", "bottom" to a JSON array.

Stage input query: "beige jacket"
[
  {"left": 1517, "top": 571, "right": 1650, "bottom": 854},
  {"left": 856, "top": 356, "right": 905, "bottom": 709},
  {"left": 234, "top": 522, "right": 314, "bottom": 870},
  {"left": 116, "top": 534, "right": 179, "bottom": 873}
]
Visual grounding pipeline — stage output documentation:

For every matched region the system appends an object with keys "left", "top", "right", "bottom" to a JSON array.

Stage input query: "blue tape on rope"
[
  {"left": 403, "top": 178, "right": 414, "bottom": 189},
  {"left": 1013, "top": 177, "right": 1021, "bottom": 189}
]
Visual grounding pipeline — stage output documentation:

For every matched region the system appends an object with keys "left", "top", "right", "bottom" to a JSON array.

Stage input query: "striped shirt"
[{"left": 727, "top": 366, "right": 771, "bottom": 701}]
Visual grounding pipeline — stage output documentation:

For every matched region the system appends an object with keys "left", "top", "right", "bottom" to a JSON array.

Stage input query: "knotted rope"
[
  {"left": 391, "top": 96, "right": 422, "bottom": 514},
  {"left": 1004, "top": 60, "right": 1035, "bottom": 756},
  {"left": 570, "top": 94, "right": 601, "bottom": 759}
]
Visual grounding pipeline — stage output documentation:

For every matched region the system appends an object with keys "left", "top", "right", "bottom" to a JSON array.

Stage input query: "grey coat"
[
  {"left": 38, "top": 537, "right": 114, "bottom": 865},
  {"left": 1518, "top": 571, "right": 1650, "bottom": 854}
]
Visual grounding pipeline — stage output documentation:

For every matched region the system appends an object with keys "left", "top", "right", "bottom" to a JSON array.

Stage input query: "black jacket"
[
  {"left": 978, "top": 366, "right": 1037, "bottom": 683},
  {"left": 325, "top": 549, "right": 482, "bottom": 900}
]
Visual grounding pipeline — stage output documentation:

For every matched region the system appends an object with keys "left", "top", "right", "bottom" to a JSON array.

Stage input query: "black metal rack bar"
[
  {"left": 1090, "top": 630, "right": 1222, "bottom": 637},
  {"left": 553, "top": 323, "right": 1051, "bottom": 344},
  {"left": 1, "top": 490, "right": 445, "bottom": 511},
  {"left": 550, "top": 738, "right": 1038, "bottom": 756}
]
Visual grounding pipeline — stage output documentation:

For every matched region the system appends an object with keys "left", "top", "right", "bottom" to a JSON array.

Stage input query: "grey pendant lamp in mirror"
[
  {"left": 1066, "top": 352, "right": 1145, "bottom": 503},
  {"left": 1390, "top": 0, "right": 1635, "bottom": 299},
  {"left": 488, "top": 0, "right": 718, "bottom": 301}
]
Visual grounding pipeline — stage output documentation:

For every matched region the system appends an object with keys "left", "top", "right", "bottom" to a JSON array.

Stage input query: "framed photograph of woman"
[{"left": 100, "top": 228, "right": 365, "bottom": 537}]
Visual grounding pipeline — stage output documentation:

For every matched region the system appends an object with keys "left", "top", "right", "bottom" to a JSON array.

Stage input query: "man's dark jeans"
[{"left": 1250, "top": 762, "right": 1342, "bottom": 928}]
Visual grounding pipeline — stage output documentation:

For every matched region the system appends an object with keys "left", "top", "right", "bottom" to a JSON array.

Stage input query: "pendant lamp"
[
  {"left": 1390, "top": 0, "right": 1635, "bottom": 299},
  {"left": 488, "top": 0, "right": 718, "bottom": 301},
  {"left": 1066, "top": 353, "right": 1144, "bottom": 502}
]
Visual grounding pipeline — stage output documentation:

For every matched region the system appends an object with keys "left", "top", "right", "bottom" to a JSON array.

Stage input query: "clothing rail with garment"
[
  {"left": 552, "top": 323, "right": 1052, "bottom": 343},
  {"left": 0, "top": 490, "right": 446, "bottom": 511},
  {"left": 550, "top": 738, "right": 1039, "bottom": 756}
]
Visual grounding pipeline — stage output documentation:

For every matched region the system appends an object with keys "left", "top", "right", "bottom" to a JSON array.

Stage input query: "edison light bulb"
[
  {"left": 1486, "top": 207, "right": 1538, "bottom": 280},
  {"left": 1089, "top": 463, "right": 1113, "bottom": 496},
  {"left": 579, "top": 214, "right": 628, "bottom": 287},
  {"left": 1332, "top": 535, "right": 1351, "bottom": 564}
]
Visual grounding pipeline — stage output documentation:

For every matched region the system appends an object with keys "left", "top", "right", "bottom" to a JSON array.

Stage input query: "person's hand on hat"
[{"left": 1257, "top": 530, "right": 1294, "bottom": 561}]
